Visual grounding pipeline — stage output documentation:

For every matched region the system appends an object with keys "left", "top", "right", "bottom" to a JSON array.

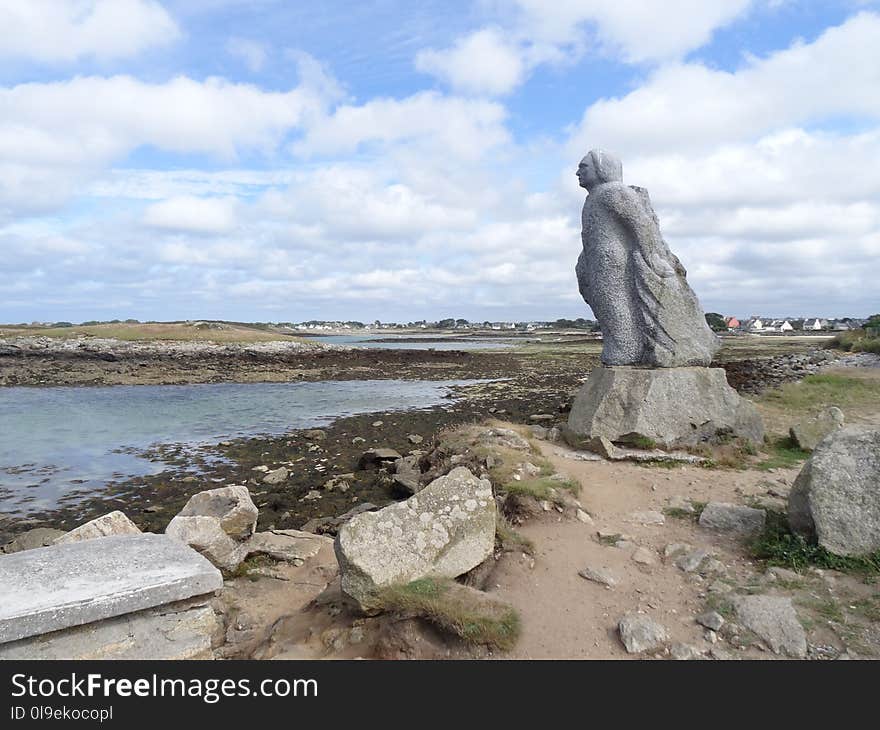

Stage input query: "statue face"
[{"left": 576, "top": 156, "right": 599, "bottom": 190}]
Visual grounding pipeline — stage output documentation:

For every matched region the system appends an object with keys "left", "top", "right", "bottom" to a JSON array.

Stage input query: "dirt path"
[{"left": 487, "top": 441, "right": 877, "bottom": 659}]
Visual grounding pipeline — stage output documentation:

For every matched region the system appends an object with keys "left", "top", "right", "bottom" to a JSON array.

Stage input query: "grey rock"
[
  {"left": 0, "top": 534, "right": 222, "bottom": 644},
  {"left": 358, "top": 448, "right": 403, "bottom": 470},
  {"left": 303, "top": 429, "right": 327, "bottom": 441},
  {"left": 696, "top": 610, "right": 725, "bottom": 631},
  {"left": 789, "top": 406, "right": 845, "bottom": 451},
  {"left": 1, "top": 528, "right": 66, "bottom": 554},
  {"left": 407, "top": 434, "right": 424, "bottom": 445},
  {"left": 173, "top": 485, "right": 258, "bottom": 540},
  {"left": 698, "top": 502, "right": 766, "bottom": 536},
  {"left": 583, "top": 435, "right": 617, "bottom": 459},
  {"left": 575, "top": 149, "right": 719, "bottom": 368},
  {"left": 631, "top": 546, "right": 657, "bottom": 565},
  {"left": 567, "top": 366, "right": 764, "bottom": 448},
  {"left": 335, "top": 467, "right": 495, "bottom": 610},
  {"left": 617, "top": 613, "right": 668, "bottom": 654},
  {"left": 674, "top": 548, "right": 711, "bottom": 573},
  {"left": 625, "top": 510, "right": 666, "bottom": 525},
  {"left": 663, "top": 542, "right": 692, "bottom": 560},
  {"left": 262, "top": 466, "right": 289, "bottom": 485},
  {"left": 55, "top": 511, "right": 141, "bottom": 545},
  {"left": 788, "top": 427, "right": 880, "bottom": 556},
  {"left": 578, "top": 566, "right": 616, "bottom": 587},
  {"left": 732, "top": 595, "right": 807, "bottom": 658},
  {"left": 244, "top": 529, "right": 332, "bottom": 563},
  {"left": 166, "top": 515, "right": 248, "bottom": 571},
  {"left": 0, "top": 599, "right": 219, "bottom": 660},
  {"left": 529, "top": 425, "right": 548, "bottom": 440},
  {"left": 392, "top": 456, "right": 423, "bottom": 496}
]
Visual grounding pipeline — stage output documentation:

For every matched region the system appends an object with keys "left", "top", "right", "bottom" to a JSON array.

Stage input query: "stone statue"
[
  {"left": 566, "top": 150, "right": 763, "bottom": 449},
  {"left": 575, "top": 149, "right": 719, "bottom": 367}
]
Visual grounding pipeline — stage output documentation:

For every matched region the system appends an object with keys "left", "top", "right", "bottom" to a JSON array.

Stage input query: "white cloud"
[
  {"left": 0, "top": 71, "right": 333, "bottom": 218},
  {"left": 415, "top": 28, "right": 525, "bottom": 95},
  {"left": 512, "top": 0, "right": 754, "bottom": 62},
  {"left": 295, "top": 91, "right": 510, "bottom": 161},
  {"left": 226, "top": 37, "right": 268, "bottom": 72},
  {"left": 0, "top": 0, "right": 180, "bottom": 62},
  {"left": 143, "top": 195, "right": 239, "bottom": 234},
  {"left": 569, "top": 12, "right": 880, "bottom": 157}
]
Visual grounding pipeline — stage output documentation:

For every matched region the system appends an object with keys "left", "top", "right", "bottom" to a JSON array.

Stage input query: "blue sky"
[{"left": 1, "top": 0, "right": 878, "bottom": 324}]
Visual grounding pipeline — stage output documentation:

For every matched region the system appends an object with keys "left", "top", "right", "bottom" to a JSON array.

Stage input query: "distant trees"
[
  {"left": 705, "top": 312, "right": 727, "bottom": 332},
  {"left": 552, "top": 318, "right": 595, "bottom": 330}
]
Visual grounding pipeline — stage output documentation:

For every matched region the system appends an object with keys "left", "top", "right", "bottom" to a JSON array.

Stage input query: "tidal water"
[
  {"left": 301, "top": 334, "right": 514, "bottom": 349},
  {"left": 0, "top": 379, "right": 479, "bottom": 514}
]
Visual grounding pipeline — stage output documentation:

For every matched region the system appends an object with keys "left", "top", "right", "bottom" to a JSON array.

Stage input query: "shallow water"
[
  {"left": 302, "top": 334, "right": 514, "bottom": 349},
  {"left": 0, "top": 379, "right": 480, "bottom": 514}
]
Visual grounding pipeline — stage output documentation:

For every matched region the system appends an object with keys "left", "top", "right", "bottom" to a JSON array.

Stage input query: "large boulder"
[
  {"left": 165, "top": 485, "right": 258, "bottom": 571},
  {"left": 788, "top": 427, "right": 880, "bottom": 556},
  {"left": 335, "top": 467, "right": 496, "bottom": 610},
  {"left": 166, "top": 516, "right": 248, "bottom": 572},
  {"left": 173, "top": 485, "right": 258, "bottom": 540},
  {"left": 54, "top": 511, "right": 141, "bottom": 545},
  {"left": 789, "top": 406, "right": 845, "bottom": 451},
  {"left": 567, "top": 366, "right": 764, "bottom": 448}
]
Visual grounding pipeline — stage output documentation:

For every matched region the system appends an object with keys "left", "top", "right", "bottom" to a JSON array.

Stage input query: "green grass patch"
[
  {"left": 760, "top": 372, "right": 880, "bottom": 413},
  {"left": 749, "top": 509, "right": 880, "bottom": 575},
  {"left": 622, "top": 434, "right": 658, "bottom": 450},
  {"left": 663, "top": 501, "right": 706, "bottom": 522},
  {"left": 755, "top": 436, "right": 810, "bottom": 471},
  {"left": 376, "top": 577, "right": 521, "bottom": 651},
  {"left": 502, "top": 476, "right": 580, "bottom": 503}
]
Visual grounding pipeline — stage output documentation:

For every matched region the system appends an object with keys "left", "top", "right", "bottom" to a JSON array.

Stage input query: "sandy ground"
[{"left": 489, "top": 444, "right": 794, "bottom": 659}]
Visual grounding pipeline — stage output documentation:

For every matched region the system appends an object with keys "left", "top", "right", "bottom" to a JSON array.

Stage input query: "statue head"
[{"left": 577, "top": 149, "right": 623, "bottom": 191}]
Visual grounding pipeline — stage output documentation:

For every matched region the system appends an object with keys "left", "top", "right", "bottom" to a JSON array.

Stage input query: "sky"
[{"left": 1, "top": 0, "right": 879, "bottom": 324}]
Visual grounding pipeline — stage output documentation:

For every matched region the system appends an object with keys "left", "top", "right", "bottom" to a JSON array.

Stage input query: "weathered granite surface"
[
  {"left": 789, "top": 427, "right": 880, "bottom": 556},
  {"left": 335, "top": 466, "right": 495, "bottom": 610},
  {"left": 173, "top": 485, "right": 258, "bottom": 540},
  {"left": 54, "top": 510, "right": 141, "bottom": 545},
  {"left": 567, "top": 366, "right": 764, "bottom": 447},
  {"left": 575, "top": 149, "right": 719, "bottom": 367},
  {"left": 0, "top": 598, "right": 220, "bottom": 660},
  {"left": 789, "top": 406, "right": 845, "bottom": 451},
  {"left": 0, "top": 533, "right": 222, "bottom": 644}
]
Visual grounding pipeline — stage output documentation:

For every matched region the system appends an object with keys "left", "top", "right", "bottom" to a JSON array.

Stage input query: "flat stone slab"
[
  {"left": 0, "top": 599, "right": 219, "bottom": 660},
  {"left": 0, "top": 534, "right": 223, "bottom": 644}
]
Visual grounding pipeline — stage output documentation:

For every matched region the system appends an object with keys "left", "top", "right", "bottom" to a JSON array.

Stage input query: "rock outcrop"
[
  {"left": 788, "top": 427, "right": 880, "bottom": 556},
  {"left": 335, "top": 467, "right": 496, "bottom": 610},
  {"left": 567, "top": 366, "right": 764, "bottom": 448}
]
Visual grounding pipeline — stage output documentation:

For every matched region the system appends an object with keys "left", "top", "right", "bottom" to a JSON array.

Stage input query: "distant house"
[
  {"left": 745, "top": 317, "right": 765, "bottom": 332},
  {"left": 725, "top": 316, "right": 741, "bottom": 330},
  {"left": 806, "top": 318, "right": 829, "bottom": 331}
]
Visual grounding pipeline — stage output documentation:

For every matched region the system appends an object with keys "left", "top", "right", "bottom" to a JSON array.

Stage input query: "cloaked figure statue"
[{"left": 575, "top": 149, "right": 720, "bottom": 367}]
